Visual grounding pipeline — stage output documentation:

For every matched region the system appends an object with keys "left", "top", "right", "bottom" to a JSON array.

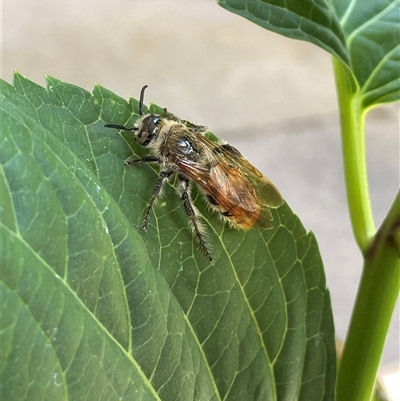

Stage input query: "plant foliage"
[
  {"left": 218, "top": 0, "right": 400, "bottom": 107},
  {"left": 217, "top": 0, "right": 400, "bottom": 400},
  {"left": 1, "top": 74, "right": 335, "bottom": 400}
]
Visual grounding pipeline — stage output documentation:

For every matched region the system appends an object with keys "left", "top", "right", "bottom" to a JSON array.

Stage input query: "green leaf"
[
  {"left": 217, "top": 0, "right": 400, "bottom": 108},
  {"left": 217, "top": 0, "right": 349, "bottom": 67},
  {"left": 1, "top": 74, "right": 335, "bottom": 401},
  {"left": 335, "top": 0, "right": 400, "bottom": 108}
]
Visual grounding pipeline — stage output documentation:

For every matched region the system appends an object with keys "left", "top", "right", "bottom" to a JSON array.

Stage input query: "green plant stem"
[
  {"left": 333, "top": 59, "right": 376, "bottom": 252},
  {"left": 334, "top": 57, "right": 400, "bottom": 400},
  {"left": 336, "top": 191, "right": 400, "bottom": 401}
]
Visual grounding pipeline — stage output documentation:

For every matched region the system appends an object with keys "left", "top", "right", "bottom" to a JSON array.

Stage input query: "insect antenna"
[
  {"left": 104, "top": 123, "right": 137, "bottom": 131},
  {"left": 104, "top": 85, "right": 148, "bottom": 130},
  {"left": 139, "top": 85, "right": 148, "bottom": 116}
]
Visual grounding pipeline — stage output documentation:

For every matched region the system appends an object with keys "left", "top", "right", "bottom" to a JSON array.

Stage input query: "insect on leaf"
[{"left": 0, "top": 73, "right": 335, "bottom": 401}]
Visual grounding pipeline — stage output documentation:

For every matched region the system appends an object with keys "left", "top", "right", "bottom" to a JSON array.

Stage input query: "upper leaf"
[
  {"left": 335, "top": 0, "right": 400, "bottom": 108},
  {"left": 1, "top": 74, "right": 335, "bottom": 401},
  {"left": 217, "top": 0, "right": 400, "bottom": 108},
  {"left": 217, "top": 0, "right": 349, "bottom": 64}
]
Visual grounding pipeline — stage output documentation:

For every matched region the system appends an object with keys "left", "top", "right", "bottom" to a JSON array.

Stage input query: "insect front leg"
[
  {"left": 141, "top": 170, "right": 173, "bottom": 232},
  {"left": 124, "top": 156, "right": 159, "bottom": 167},
  {"left": 177, "top": 175, "right": 213, "bottom": 264}
]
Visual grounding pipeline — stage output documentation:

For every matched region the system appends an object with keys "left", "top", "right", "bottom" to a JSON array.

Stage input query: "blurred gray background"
[{"left": 3, "top": 0, "right": 399, "bottom": 385}]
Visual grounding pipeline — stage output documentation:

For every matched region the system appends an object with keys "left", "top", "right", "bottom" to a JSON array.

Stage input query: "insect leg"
[
  {"left": 141, "top": 170, "right": 173, "bottom": 231},
  {"left": 125, "top": 156, "right": 159, "bottom": 166},
  {"left": 177, "top": 175, "right": 213, "bottom": 263}
]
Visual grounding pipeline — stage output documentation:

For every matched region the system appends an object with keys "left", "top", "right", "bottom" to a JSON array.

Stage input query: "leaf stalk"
[{"left": 333, "top": 59, "right": 376, "bottom": 253}]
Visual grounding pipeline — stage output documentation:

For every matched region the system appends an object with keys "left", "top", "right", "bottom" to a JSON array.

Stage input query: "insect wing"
[
  {"left": 176, "top": 135, "right": 283, "bottom": 229},
  {"left": 224, "top": 149, "right": 283, "bottom": 208},
  {"left": 226, "top": 155, "right": 283, "bottom": 229}
]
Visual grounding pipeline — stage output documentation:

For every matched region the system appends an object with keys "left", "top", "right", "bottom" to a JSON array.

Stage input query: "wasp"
[{"left": 105, "top": 86, "right": 283, "bottom": 263}]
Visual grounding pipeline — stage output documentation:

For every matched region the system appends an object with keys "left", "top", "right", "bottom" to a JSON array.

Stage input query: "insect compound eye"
[{"left": 136, "top": 114, "right": 161, "bottom": 146}]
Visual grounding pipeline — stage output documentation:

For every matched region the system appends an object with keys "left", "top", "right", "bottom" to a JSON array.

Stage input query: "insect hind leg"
[
  {"left": 177, "top": 175, "right": 213, "bottom": 264},
  {"left": 141, "top": 170, "right": 172, "bottom": 231}
]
